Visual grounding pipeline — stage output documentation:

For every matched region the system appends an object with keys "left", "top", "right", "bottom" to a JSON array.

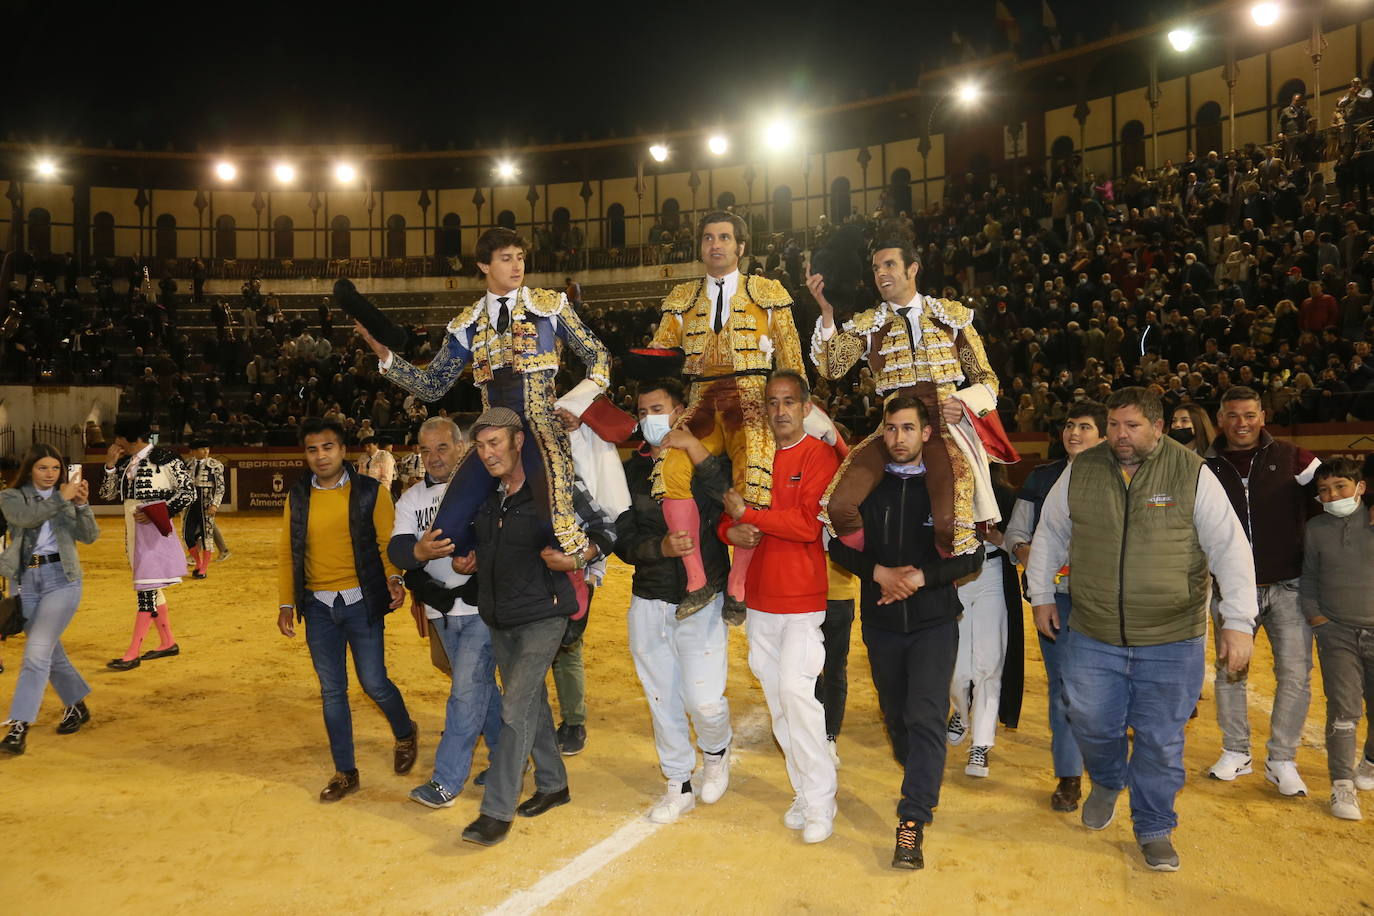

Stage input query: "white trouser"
[
  {"left": 746, "top": 608, "right": 836, "bottom": 818},
  {"left": 951, "top": 555, "right": 1008, "bottom": 748},
  {"left": 627, "top": 594, "right": 732, "bottom": 782}
]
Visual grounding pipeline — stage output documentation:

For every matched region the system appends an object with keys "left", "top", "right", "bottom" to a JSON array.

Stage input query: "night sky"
[{"left": 5, "top": 0, "right": 1180, "bottom": 151}]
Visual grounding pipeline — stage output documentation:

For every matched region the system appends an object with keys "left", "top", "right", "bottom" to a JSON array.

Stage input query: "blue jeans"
[
  {"left": 10, "top": 563, "right": 90, "bottom": 724},
  {"left": 1038, "top": 593, "right": 1082, "bottom": 778},
  {"left": 1061, "top": 628, "right": 1205, "bottom": 842},
  {"left": 430, "top": 614, "right": 502, "bottom": 794},
  {"left": 303, "top": 596, "right": 413, "bottom": 773},
  {"left": 481, "top": 616, "right": 568, "bottom": 821}
]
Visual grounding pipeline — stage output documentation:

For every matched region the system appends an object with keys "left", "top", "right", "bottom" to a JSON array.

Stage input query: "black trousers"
[
  {"left": 862, "top": 618, "right": 959, "bottom": 824},
  {"left": 815, "top": 598, "right": 854, "bottom": 737}
]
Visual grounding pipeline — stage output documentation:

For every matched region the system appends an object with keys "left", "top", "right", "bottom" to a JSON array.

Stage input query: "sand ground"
[{"left": 1, "top": 514, "right": 1370, "bottom": 915}]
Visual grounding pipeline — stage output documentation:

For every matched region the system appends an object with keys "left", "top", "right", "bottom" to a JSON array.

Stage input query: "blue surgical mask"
[{"left": 640, "top": 413, "right": 673, "bottom": 447}]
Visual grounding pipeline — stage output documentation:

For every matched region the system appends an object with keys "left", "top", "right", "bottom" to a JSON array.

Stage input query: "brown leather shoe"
[
  {"left": 1051, "top": 776, "right": 1082, "bottom": 812},
  {"left": 394, "top": 720, "right": 419, "bottom": 775},
  {"left": 320, "top": 769, "right": 360, "bottom": 802}
]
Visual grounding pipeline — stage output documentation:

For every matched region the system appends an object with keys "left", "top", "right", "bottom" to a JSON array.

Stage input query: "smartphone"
[{"left": 67, "top": 464, "right": 83, "bottom": 484}]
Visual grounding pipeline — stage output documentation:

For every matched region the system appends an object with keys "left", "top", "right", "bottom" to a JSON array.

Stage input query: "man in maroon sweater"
[
  {"left": 1300, "top": 281, "right": 1339, "bottom": 333},
  {"left": 719, "top": 370, "right": 840, "bottom": 844}
]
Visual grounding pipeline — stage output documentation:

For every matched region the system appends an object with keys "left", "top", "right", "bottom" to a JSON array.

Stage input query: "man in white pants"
[
  {"left": 615, "top": 379, "right": 734, "bottom": 823},
  {"left": 718, "top": 370, "right": 840, "bottom": 844}
]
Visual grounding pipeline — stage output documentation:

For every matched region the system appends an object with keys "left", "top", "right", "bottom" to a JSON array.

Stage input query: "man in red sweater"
[
  {"left": 719, "top": 369, "right": 840, "bottom": 844},
  {"left": 1300, "top": 281, "right": 1339, "bottom": 333}
]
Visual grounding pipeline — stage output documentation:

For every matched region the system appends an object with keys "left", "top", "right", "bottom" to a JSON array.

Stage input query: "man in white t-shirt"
[{"left": 388, "top": 417, "right": 501, "bottom": 808}]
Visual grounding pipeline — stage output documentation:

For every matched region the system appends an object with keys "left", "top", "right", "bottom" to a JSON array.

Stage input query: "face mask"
[
  {"left": 1167, "top": 427, "right": 1195, "bottom": 445},
  {"left": 640, "top": 413, "right": 673, "bottom": 447},
  {"left": 1322, "top": 495, "right": 1364, "bottom": 518}
]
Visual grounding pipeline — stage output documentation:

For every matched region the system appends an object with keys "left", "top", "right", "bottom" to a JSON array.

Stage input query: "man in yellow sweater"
[{"left": 276, "top": 417, "right": 418, "bottom": 802}]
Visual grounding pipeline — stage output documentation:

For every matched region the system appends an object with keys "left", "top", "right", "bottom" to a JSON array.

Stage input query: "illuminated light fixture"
[
  {"left": 35, "top": 158, "right": 56, "bottom": 178},
  {"left": 215, "top": 161, "right": 237, "bottom": 181},
  {"left": 335, "top": 162, "right": 357, "bottom": 183},
  {"left": 763, "top": 119, "right": 795, "bottom": 151},
  {"left": 649, "top": 144, "right": 669, "bottom": 162},
  {"left": 274, "top": 162, "right": 296, "bottom": 183},
  {"left": 1250, "top": 2, "right": 1280, "bottom": 26},
  {"left": 496, "top": 160, "right": 517, "bottom": 180},
  {"left": 1168, "top": 28, "right": 1196, "bottom": 52},
  {"left": 707, "top": 134, "right": 729, "bottom": 155},
  {"left": 956, "top": 82, "right": 982, "bottom": 104}
]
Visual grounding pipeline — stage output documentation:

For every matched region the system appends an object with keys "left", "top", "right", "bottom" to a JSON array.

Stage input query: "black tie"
[
  {"left": 900, "top": 306, "right": 917, "bottom": 346},
  {"left": 496, "top": 296, "right": 510, "bottom": 334},
  {"left": 713, "top": 280, "right": 725, "bottom": 334}
]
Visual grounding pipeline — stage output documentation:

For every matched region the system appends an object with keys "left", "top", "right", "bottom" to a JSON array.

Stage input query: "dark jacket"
[
  {"left": 1204, "top": 430, "right": 1319, "bottom": 583},
  {"left": 288, "top": 473, "right": 392, "bottom": 624},
  {"left": 614, "top": 450, "right": 730, "bottom": 603},
  {"left": 829, "top": 471, "right": 985, "bottom": 634}
]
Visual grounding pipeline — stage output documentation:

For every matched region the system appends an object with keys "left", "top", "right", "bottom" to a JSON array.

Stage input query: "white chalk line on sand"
[{"left": 484, "top": 704, "right": 775, "bottom": 916}]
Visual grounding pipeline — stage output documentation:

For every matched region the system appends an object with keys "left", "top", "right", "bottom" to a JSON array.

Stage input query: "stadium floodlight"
[
  {"left": 649, "top": 144, "right": 669, "bottom": 163},
  {"left": 1251, "top": 2, "right": 1280, "bottom": 26},
  {"left": 274, "top": 162, "right": 296, "bottom": 184},
  {"left": 35, "top": 158, "right": 56, "bottom": 178},
  {"left": 763, "top": 119, "right": 795, "bottom": 151},
  {"left": 334, "top": 162, "right": 357, "bottom": 183},
  {"left": 1168, "top": 28, "right": 1196, "bottom": 52},
  {"left": 215, "top": 161, "right": 237, "bottom": 181},
  {"left": 707, "top": 134, "right": 729, "bottom": 155},
  {"left": 956, "top": 82, "right": 982, "bottom": 104},
  {"left": 496, "top": 160, "right": 517, "bottom": 180}
]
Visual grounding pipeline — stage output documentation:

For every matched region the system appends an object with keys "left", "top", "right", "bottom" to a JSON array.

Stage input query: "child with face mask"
[{"left": 1299, "top": 457, "right": 1374, "bottom": 821}]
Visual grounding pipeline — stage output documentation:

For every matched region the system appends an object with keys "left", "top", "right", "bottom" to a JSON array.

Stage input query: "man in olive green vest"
[{"left": 1026, "top": 387, "right": 1257, "bottom": 873}]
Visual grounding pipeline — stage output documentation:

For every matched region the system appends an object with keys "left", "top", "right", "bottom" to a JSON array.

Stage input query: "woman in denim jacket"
[{"left": 0, "top": 444, "right": 100, "bottom": 755}]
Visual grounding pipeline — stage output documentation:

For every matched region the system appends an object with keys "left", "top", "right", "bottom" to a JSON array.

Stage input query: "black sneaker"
[
  {"left": 893, "top": 820, "right": 924, "bottom": 869},
  {"left": 556, "top": 723, "right": 586, "bottom": 756},
  {"left": 56, "top": 701, "right": 90, "bottom": 735},
  {"left": 1, "top": 720, "right": 28, "bottom": 755}
]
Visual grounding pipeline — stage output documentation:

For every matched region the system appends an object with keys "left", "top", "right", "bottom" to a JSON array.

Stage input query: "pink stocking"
[
  {"left": 122, "top": 612, "right": 154, "bottom": 661},
  {"left": 662, "top": 498, "right": 706, "bottom": 591},
  {"left": 567, "top": 570, "right": 589, "bottom": 620},
  {"left": 152, "top": 603, "right": 176, "bottom": 650},
  {"left": 727, "top": 546, "right": 755, "bottom": 602},
  {"left": 197, "top": 549, "right": 210, "bottom": 576},
  {"left": 838, "top": 530, "right": 866, "bottom": 551}
]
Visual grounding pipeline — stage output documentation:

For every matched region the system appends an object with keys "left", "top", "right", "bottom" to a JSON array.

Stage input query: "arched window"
[
  {"left": 92, "top": 211, "right": 115, "bottom": 259},
  {"left": 1120, "top": 121, "right": 1146, "bottom": 175},
  {"left": 496, "top": 210, "right": 516, "bottom": 231},
  {"left": 771, "top": 186, "right": 793, "bottom": 231},
  {"left": 28, "top": 208, "right": 51, "bottom": 255},
  {"left": 330, "top": 214, "right": 351, "bottom": 258},
  {"left": 272, "top": 215, "right": 293, "bottom": 258},
  {"left": 1276, "top": 78, "right": 1306, "bottom": 109},
  {"left": 659, "top": 198, "right": 680, "bottom": 231},
  {"left": 215, "top": 214, "right": 236, "bottom": 259},
  {"left": 1195, "top": 101, "right": 1223, "bottom": 157},
  {"left": 154, "top": 213, "right": 177, "bottom": 260},
  {"left": 607, "top": 203, "right": 626, "bottom": 247},
  {"left": 889, "top": 168, "right": 913, "bottom": 216},
  {"left": 386, "top": 214, "right": 406, "bottom": 258},
  {"left": 550, "top": 207, "right": 571, "bottom": 248},
  {"left": 1050, "top": 135, "right": 1075, "bottom": 159},
  {"left": 438, "top": 212, "right": 461, "bottom": 258},
  {"left": 715, "top": 191, "right": 736, "bottom": 210},
  {"left": 829, "top": 177, "right": 851, "bottom": 222}
]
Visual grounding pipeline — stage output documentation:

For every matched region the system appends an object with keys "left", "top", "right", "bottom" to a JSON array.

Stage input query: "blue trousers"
[{"left": 10, "top": 562, "right": 90, "bottom": 724}]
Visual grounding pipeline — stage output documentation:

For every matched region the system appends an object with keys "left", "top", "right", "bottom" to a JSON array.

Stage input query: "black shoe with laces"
[
  {"left": 1, "top": 720, "right": 29, "bottom": 755},
  {"left": 56, "top": 701, "right": 90, "bottom": 735},
  {"left": 893, "top": 820, "right": 925, "bottom": 869}
]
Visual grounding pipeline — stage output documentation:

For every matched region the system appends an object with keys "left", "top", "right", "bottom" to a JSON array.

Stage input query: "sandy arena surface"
[{"left": 1, "top": 514, "right": 1370, "bottom": 915}]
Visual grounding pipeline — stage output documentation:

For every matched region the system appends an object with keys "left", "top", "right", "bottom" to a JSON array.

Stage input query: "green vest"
[{"left": 1067, "top": 436, "right": 1210, "bottom": 647}]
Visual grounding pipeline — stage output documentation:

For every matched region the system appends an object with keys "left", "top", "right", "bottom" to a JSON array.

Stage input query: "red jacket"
[
  {"left": 1299, "top": 294, "right": 1338, "bottom": 332},
  {"left": 718, "top": 434, "right": 838, "bottom": 614}
]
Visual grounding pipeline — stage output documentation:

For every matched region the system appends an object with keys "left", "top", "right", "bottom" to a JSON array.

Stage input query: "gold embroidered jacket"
[{"left": 649, "top": 275, "right": 804, "bottom": 377}]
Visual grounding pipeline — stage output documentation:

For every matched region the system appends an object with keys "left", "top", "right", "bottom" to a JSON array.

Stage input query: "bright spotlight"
[
  {"left": 1251, "top": 2, "right": 1280, "bottom": 26},
  {"left": 215, "top": 161, "right": 237, "bottom": 181},
  {"left": 1168, "top": 28, "right": 1196, "bottom": 52},
  {"left": 763, "top": 119, "right": 795, "bottom": 151},
  {"left": 707, "top": 135, "right": 729, "bottom": 156},
  {"left": 274, "top": 162, "right": 296, "bottom": 184},
  {"left": 496, "top": 160, "right": 517, "bottom": 180},
  {"left": 35, "top": 159, "right": 56, "bottom": 178},
  {"left": 649, "top": 144, "right": 669, "bottom": 163},
  {"left": 956, "top": 82, "right": 981, "bottom": 104},
  {"left": 335, "top": 162, "right": 357, "bottom": 183}
]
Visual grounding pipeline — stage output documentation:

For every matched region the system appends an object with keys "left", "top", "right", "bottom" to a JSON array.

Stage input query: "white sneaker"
[
  {"left": 802, "top": 813, "right": 833, "bottom": 844},
  {"left": 1207, "top": 750, "right": 1253, "bottom": 781},
  {"left": 1355, "top": 757, "right": 1374, "bottom": 792},
  {"left": 648, "top": 781, "right": 696, "bottom": 824},
  {"left": 1331, "top": 779, "right": 1362, "bottom": 820},
  {"left": 783, "top": 796, "right": 808, "bottom": 830},
  {"left": 699, "top": 746, "right": 730, "bottom": 805},
  {"left": 1265, "top": 760, "right": 1309, "bottom": 797},
  {"left": 965, "top": 745, "right": 990, "bottom": 778},
  {"left": 827, "top": 737, "right": 841, "bottom": 769},
  {"left": 946, "top": 711, "right": 967, "bottom": 746}
]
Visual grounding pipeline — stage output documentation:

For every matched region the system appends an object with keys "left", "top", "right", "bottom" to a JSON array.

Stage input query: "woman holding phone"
[{"left": 0, "top": 444, "right": 99, "bottom": 755}]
